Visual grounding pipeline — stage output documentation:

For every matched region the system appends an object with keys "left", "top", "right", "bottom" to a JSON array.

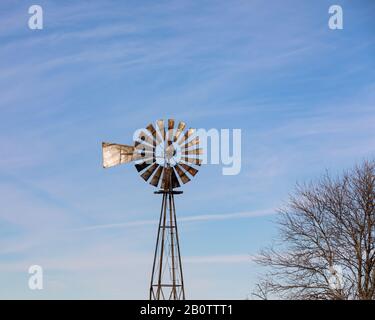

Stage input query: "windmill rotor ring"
[{"left": 102, "top": 119, "right": 202, "bottom": 190}]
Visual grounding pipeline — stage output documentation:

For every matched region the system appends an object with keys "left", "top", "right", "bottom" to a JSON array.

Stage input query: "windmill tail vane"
[{"left": 102, "top": 119, "right": 203, "bottom": 300}]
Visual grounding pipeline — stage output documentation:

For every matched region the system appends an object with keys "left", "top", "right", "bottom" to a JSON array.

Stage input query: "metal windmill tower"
[{"left": 102, "top": 119, "right": 202, "bottom": 300}]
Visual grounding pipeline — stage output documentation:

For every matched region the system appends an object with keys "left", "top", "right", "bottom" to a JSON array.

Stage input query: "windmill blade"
[
  {"left": 171, "top": 167, "right": 181, "bottom": 189},
  {"left": 150, "top": 165, "right": 163, "bottom": 187},
  {"left": 134, "top": 140, "right": 151, "bottom": 148},
  {"left": 135, "top": 140, "right": 154, "bottom": 151},
  {"left": 173, "top": 121, "right": 186, "bottom": 142},
  {"left": 167, "top": 119, "right": 175, "bottom": 145},
  {"left": 157, "top": 120, "right": 166, "bottom": 141},
  {"left": 179, "top": 163, "right": 199, "bottom": 176},
  {"left": 135, "top": 161, "right": 152, "bottom": 172},
  {"left": 168, "top": 119, "right": 175, "bottom": 130},
  {"left": 183, "top": 148, "right": 203, "bottom": 155},
  {"left": 161, "top": 168, "right": 169, "bottom": 190},
  {"left": 133, "top": 152, "right": 153, "bottom": 162},
  {"left": 146, "top": 123, "right": 162, "bottom": 144},
  {"left": 161, "top": 166, "right": 180, "bottom": 190},
  {"left": 102, "top": 142, "right": 135, "bottom": 168},
  {"left": 161, "top": 167, "right": 171, "bottom": 190},
  {"left": 182, "top": 136, "right": 199, "bottom": 149},
  {"left": 141, "top": 162, "right": 159, "bottom": 181},
  {"left": 134, "top": 141, "right": 155, "bottom": 159},
  {"left": 178, "top": 128, "right": 195, "bottom": 146},
  {"left": 174, "top": 164, "right": 191, "bottom": 184},
  {"left": 136, "top": 130, "right": 155, "bottom": 147},
  {"left": 182, "top": 157, "right": 202, "bottom": 166},
  {"left": 134, "top": 149, "right": 154, "bottom": 158},
  {"left": 134, "top": 139, "right": 155, "bottom": 162}
]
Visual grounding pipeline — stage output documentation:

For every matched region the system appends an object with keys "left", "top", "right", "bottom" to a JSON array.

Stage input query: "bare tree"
[{"left": 254, "top": 160, "right": 375, "bottom": 300}]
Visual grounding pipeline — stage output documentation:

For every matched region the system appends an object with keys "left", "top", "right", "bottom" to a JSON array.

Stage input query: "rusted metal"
[
  {"left": 146, "top": 123, "right": 162, "bottom": 144},
  {"left": 161, "top": 167, "right": 171, "bottom": 190},
  {"left": 157, "top": 120, "right": 165, "bottom": 140},
  {"left": 178, "top": 128, "right": 195, "bottom": 145},
  {"left": 135, "top": 159, "right": 153, "bottom": 172},
  {"left": 168, "top": 119, "right": 175, "bottom": 131},
  {"left": 167, "top": 119, "right": 175, "bottom": 146},
  {"left": 183, "top": 148, "right": 203, "bottom": 155},
  {"left": 174, "top": 164, "right": 191, "bottom": 184},
  {"left": 182, "top": 157, "right": 202, "bottom": 166},
  {"left": 170, "top": 168, "right": 181, "bottom": 189},
  {"left": 150, "top": 166, "right": 163, "bottom": 187},
  {"left": 134, "top": 142, "right": 154, "bottom": 157},
  {"left": 102, "top": 142, "right": 136, "bottom": 168},
  {"left": 141, "top": 163, "right": 159, "bottom": 181},
  {"left": 136, "top": 130, "right": 156, "bottom": 147},
  {"left": 168, "top": 192, "right": 177, "bottom": 299},
  {"left": 149, "top": 189, "right": 185, "bottom": 300},
  {"left": 180, "top": 163, "right": 199, "bottom": 176},
  {"left": 174, "top": 121, "right": 186, "bottom": 142},
  {"left": 182, "top": 136, "right": 199, "bottom": 149},
  {"left": 160, "top": 166, "right": 180, "bottom": 190}
]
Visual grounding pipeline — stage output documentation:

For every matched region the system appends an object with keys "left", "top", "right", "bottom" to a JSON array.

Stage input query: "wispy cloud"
[{"left": 75, "top": 209, "right": 276, "bottom": 231}]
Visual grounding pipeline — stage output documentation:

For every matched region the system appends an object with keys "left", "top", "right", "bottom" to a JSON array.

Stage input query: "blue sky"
[{"left": 0, "top": 0, "right": 374, "bottom": 299}]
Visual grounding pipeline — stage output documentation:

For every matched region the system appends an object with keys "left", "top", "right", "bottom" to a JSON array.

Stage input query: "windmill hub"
[
  {"left": 166, "top": 144, "right": 175, "bottom": 159},
  {"left": 155, "top": 142, "right": 180, "bottom": 166},
  {"left": 165, "top": 143, "right": 179, "bottom": 163}
]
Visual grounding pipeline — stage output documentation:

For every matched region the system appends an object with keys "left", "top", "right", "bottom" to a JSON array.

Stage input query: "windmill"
[{"left": 102, "top": 119, "right": 202, "bottom": 300}]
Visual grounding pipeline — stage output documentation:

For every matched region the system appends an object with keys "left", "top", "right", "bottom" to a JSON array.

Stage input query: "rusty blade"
[
  {"left": 183, "top": 148, "right": 203, "bottom": 155},
  {"left": 147, "top": 123, "right": 162, "bottom": 144},
  {"left": 161, "top": 166, "right": 180, "bottom": 190},
  {"left": 168, "top": 119, "right": 175, "bottom": 130},
  {"left": 182, "top": 136, "right": 199, "bottom": 149},
  {"left": 178, "top": 128, "right": 195, "bottom": 145},
  {"left": 157, "top": 119, "right": 166, "bottom": 141},
  {"left": 134, "top": 141, "right": 155, "bottom": 164},
  {"left": 141, "top": 162, "right": 158, "bottom": 181},
  {"left": 167, "top": 119, "right": 175, "bottom": 145},
  {"left": 171, "top": 167, "right": 181, "bottom": 189},
  {"left": 135, "top": 160, "right": 153, "bottom": 172},
  {"left": 136, "top": 130, "right": 155, "bottom": 146},
  {"left": 182, "top": 157, "right": 202, "bottom": 166},
  {"left": 179, "top": 163, "right": 199, "bottom": 176},
  {"left": 134, "top": 141, "right": 154, "bottom": 154},
  {"left": 146, "top": 123, "right": 156, "bottom": 136},
  {"left": 133, "top": 151, "right": 153, "bottom": 162},
  {"left": 150, "top": 165, "right": 163, "bottom": 187},
  {"left": 102, "top": 142, "right": 135, "bottom": 168},
  {"left": 173, "top": 121, "right": 186, "bottom": 142},
  {"left": 174, "top": 164, "right": 191, "bottom": 184},
  {"left": 161, "top": 167, "right": 173, "bottom": 190},
  {"left": 161, "top": 167, "right": 170, "bottom": 190}
]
